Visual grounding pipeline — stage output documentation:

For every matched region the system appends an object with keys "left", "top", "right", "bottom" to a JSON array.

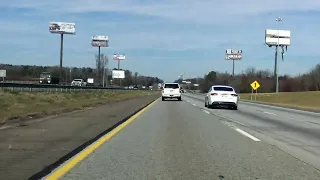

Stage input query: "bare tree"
[
  {"left": 95, "top": 54, "right": 108, "bottom": 85},
  {"left": 134, "top": 72, "right": 138, "bottom": 85}
]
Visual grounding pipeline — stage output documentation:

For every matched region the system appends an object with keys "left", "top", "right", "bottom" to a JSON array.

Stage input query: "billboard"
[
  {"left": 49, "top": 22, "right": 75, "bottom": 35},
  {"left": 112, "top": 70, "right": 125, "bottom": 79},
  {"left": 265, "top": 29, "right": 290, "bottom": 46},
  {"left": 92, "top": 35, "right": 108, "bottom": 41},
  {"left": 91, "top": 41, "right": 108, "bottom": 47},
  {"left": 113, "top": 54, "right": 126, "bottom": 60},
  {"left": 0, "top": 69, "right": 6, "bottom": 77},
  {"left": 91, "top": 35, "right": 109, "bottom": 47},
  {"left": 225, "top": 49, "right": 242, "bottom": 60}
]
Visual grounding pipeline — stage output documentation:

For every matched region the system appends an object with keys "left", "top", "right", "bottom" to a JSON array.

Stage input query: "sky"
[{"left": 0, "top": 1, "right": 320, "bottom": 82}]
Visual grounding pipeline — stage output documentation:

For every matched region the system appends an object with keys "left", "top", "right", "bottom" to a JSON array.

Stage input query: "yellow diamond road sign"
[{"left": 250, "top": 80, "right": 260, "bottom": 90}]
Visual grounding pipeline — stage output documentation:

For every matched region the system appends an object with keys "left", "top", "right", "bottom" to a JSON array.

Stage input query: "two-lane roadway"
[{"left": 43, "top": 94, "right": 320, "bottom": 180}]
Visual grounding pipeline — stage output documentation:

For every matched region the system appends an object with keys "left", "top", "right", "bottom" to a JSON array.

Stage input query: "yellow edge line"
[{"left": 45, "top": 98, "right": 160, "bottom": 180}]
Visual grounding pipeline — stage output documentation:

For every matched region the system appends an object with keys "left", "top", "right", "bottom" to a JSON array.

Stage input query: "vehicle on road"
[
  {"left": 39, "top": 72, "right": 59, "bottom": 84},
  {"left": 71, "top": 79, "right": 86, "bottom": 86},
  {"left": 204, "top": 85, "right": 238, "bottom": 110},
  {"left": 162, "top": 82, "right": 181, "bottom": 101}
]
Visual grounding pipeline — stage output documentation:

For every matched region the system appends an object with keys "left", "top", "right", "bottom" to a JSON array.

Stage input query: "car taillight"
[
  {"left": 231, "top": 94, "right": 238, "bottom": 97},
  {"left": 210, "top": 93, "right": 218, "bottom": 96}
]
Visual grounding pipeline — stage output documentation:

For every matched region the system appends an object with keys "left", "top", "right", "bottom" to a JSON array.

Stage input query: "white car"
[
  {"left": 71, "top": 79, "right": 86, "bottom": 86},
  {"left": 204, "top": 85, "right": 238, "bottom": 110},
  {"left": 161, "top": 83, "right": 182, "bottom": 101}
]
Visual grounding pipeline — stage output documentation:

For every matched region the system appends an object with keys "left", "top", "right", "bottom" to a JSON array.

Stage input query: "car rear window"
[
  {"left": 164, "top": 83, "right": 179, "bottom": 89},
  {"left": 213, "top": 87, "right": 234, "bottom": 91}
]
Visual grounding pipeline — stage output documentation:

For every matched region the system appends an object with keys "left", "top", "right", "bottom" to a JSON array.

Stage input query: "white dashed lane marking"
[
  {"left": 222, "top": 121, "right": 261, "bottom": 142},
  {"left": 257, "top": 109, "right": 276, "bottom": 116},
  {"left": 235, "top": 128, "right": 261, "bottom": 141},
  {"left": 201, "top": 109, "right": 210, "bottom": 114},
  {"left": 263, "top": 111, "right": 276, "bottom": 115}
]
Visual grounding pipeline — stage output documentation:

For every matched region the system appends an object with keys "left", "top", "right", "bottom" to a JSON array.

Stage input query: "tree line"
[
  {"left": 0, "top": 53, "right": 163, "bottom": 87},
  {"left": 176, "top": 63, "right": 320, "bottom": 93}
]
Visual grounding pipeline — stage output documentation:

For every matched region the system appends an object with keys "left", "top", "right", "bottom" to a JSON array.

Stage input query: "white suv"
[
  {"left": 161, "top": 83, "right": 182, "bottom": 101},
  {"left": 204, "top": 85, "right": 238, "bottom": 110}
]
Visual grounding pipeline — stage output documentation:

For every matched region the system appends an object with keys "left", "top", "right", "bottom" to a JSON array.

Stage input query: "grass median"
[
  {"left": 239, "top": 91, "right": 320, "bottom": 112},
  {"left": 0, "top": 90, "right": 160, "bottom": 125}
]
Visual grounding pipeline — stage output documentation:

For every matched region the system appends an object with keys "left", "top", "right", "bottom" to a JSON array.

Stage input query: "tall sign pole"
[
  {"left": 225, "top": 49, "right": 243, "bottom": 77},
  {"left": 60, "top": 34, "right": 63, "bottom": 83},
  {"left": 265, "top": 17, "right": 290, "bottom": 93},
  {"left": 49, "top": 22, "right": 76, "bottom": 84},
  {"left": 113, "top": 54, "right": 126, "bottom": 87},
  {"left": 275, "top": 17, "right": 282, "bottom": 94},
  {"left": 91, "top": 35, "right": 109, "bottom": 87}
]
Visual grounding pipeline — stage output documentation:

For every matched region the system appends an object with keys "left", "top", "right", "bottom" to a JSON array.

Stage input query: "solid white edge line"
[
  {"left": 192, "top": 104, "right": 196, "bottom": 106},
  {"left": 235, "top": 128, "right": 261, "bottom": 142}
]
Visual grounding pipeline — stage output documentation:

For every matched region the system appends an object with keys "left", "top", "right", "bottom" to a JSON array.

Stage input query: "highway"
[{"left": 44, "top": 93, "right": 320, "bottom": 180}]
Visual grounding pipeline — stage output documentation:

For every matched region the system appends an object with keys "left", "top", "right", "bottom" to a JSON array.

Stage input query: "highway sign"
[{"left": 250, "top": 80, "right": 260, "bottom": 90}]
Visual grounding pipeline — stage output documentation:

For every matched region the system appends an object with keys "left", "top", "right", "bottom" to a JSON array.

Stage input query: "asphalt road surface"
[
  {"left": 44, "top": 94, "right": 320, "bottom": 180},
  {"left": 183, "top": 93, "right": 320, "bottom": 170}
]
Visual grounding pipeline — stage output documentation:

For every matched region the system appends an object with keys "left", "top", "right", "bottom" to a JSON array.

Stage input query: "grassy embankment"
[
  {"left": 0, "top": 90, "right": 160, "bottom": 124},
  {"left": 239, "top": 91, "right": 320, "bottom": 112}
]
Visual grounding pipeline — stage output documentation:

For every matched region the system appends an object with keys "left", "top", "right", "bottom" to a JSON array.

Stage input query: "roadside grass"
[
  {"left": 0, "top": 90, "right": 160, "bottom": 124},
  {"left": 239, "top": 91, "right": 320, "bottom": 111}
]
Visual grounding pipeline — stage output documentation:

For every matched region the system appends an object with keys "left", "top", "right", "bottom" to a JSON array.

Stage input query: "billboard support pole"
[
  {"left": 98, "top": 46, "right": 101, "bottom": 86},
  {"left": 59, "top": 33, "right": 64, "bottom": 84},
  {"left": 118, "top": 59, "right": 121, "bottom": 87},
  {"left": 275, "top": 17, "right": 282, "bottom": 93},
  {"left": 274, "top": 45, "right": 279, "bottom": 93},
  {"left": 232, "top": 59, "right": 235, "bottom": 77}
]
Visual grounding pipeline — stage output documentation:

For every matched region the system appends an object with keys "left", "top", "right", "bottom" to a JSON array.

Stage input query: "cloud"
[
  {"left": 3, "top": 0, "right": 320, "bottom": 24},
  {"left": 0, "top": 0, "right": 320, "bottom": 81}
]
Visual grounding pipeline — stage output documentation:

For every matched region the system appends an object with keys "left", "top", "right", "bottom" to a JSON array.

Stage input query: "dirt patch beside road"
[{"left": 0, "top": 94, "right": 159, "bottom": 180}]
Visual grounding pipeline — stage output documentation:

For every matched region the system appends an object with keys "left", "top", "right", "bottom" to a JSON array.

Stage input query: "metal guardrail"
[{"left": 0, "top": 82, "right": 149, "bottom": 92}]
